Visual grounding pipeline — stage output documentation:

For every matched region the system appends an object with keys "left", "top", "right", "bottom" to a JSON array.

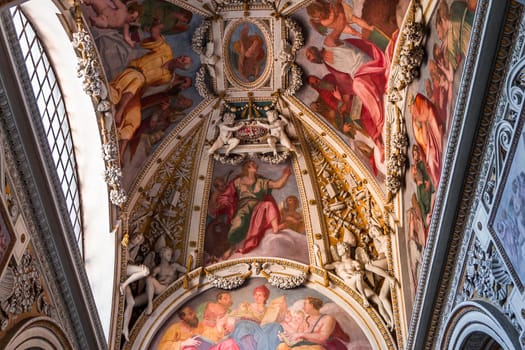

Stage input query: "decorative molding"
[
  {"left": 385, "top": 0, "right": 425, "bottom": 201},
  {"left": 0, "top": 32, "right": 104, "bottom": 348},
  {"left": 71, "top": 14, "right": 126, "bottom": 207},
  {"left": 408, "top": 2, "right": 524, "bottom": 349},
  {"left": 204, "top": 260, "right": 310, "bottom": 290},
  {"left": 0, "top": 251, "right": 52, "bottom": 331},
  {"left": 457, "top": 239, "right": 514, "bottom": 308}
]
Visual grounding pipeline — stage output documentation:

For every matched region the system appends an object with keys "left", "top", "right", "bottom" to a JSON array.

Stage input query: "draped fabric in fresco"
[
  {"left": 491, "top": 129, "right": 525, "bottom": 289},
  {"left": 150, "top": 280, "right": 372, "bottom": 350},
  {"left": 81, "top": 0, "right": 203, "bottom": 188},
  {"left": 294, "top": 0, "right": 411, "bottom": 178},
  {"left": 204, "top": 159, "right": 308, "bottom": 265},
  {"left": 404, "top": 0, "right": 477, "bottom": 295}
]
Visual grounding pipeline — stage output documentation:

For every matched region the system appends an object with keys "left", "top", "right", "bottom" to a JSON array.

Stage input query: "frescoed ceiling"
[{"left": 73, "top": 0, "right": 476, "bottom": 348}]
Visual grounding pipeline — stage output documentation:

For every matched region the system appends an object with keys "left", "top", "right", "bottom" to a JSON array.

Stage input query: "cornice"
[{"left": 409, "top": 1, "right": 523, "bottom": 349}]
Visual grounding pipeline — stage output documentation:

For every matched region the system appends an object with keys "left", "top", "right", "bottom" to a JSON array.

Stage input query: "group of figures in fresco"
[
  {"left": 297, "top": 0, "right": 407, "bottom": 174},
  {"left": 152, "top": 282, "right": 373, "bottom": 349},
  {"left": 405, "top": 0, "right": 477, "bottom": 292},
  {"left": 82, "top": 0, "right": 201, "bottom": 184}
]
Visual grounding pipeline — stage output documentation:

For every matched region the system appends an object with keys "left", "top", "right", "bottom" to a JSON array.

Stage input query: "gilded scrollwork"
[
  {"left": 304, "top": 130, "right": 396, "bottom": 330},
  {"left": 126, "top": 126, "right": 204, "bottom": 277}
]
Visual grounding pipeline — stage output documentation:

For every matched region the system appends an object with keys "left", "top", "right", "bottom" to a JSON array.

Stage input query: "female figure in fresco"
[
  {"left": 230, "top": 284, "right": 271, "bottom": 323},
  {"left": 227, "top": 285, "right": 284, "bottom": 350},
  {"left": 217, "top": 160, "right": 292, "bottom": 259}
]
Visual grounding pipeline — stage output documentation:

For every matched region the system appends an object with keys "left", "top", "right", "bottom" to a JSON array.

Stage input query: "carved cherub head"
[
  {"left": 266, "top": 110, "right": 278, "bottom": 122},
  {"left": 336, "top": 241, "right": 351, "bottom": 258},
  {"left": 223, "top": 112, "right": 236, "bottom": 124}
]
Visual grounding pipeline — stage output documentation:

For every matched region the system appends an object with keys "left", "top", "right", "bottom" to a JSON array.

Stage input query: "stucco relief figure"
[
  {"left": 327, "top": 239, "right": 395, "bottom": 330},
  {"left": 121, "top": 233, "right": 150, "bottom": 341},
  {"left": 83, "top": 0, "right": 141, "bottom": 47},
  {"left": 361, "top": 225, "right": 396, "bottom": 329},
  {"left": 145, "top": 246, "right": 187, "bottom": 315},
  {"left": 256, "top": 111, "right": 298, "bottom": 156},
  {"left": 201, "top": 41, "right": 220, "bottom": 80},
  {"left": 232, "top": 23, "right": 266, "bottom": 82},
  {"left": 208, "top": 113, "right": 244, "bottom": 156},
  {"left": 216, "top": 160, "right": 292, "bottom": 259},
  {"left": 326, "top": 241, "right": 376, "bottom": 308}
]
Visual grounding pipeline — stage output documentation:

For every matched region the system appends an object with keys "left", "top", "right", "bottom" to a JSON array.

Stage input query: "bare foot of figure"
[
  {"left": 146, "top": 304, "right": 153, "bottom": 316},
  {"left": 122, "top": 327, "right": 129, "bottom": 342}
]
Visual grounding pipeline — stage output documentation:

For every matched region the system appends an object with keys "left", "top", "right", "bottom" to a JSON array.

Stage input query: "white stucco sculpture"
[
  {"left": 208, "top": 112, "right": 244, "bottom": 156},
  {"left": 256, "top": 110, "right": 298, "bottom": 156}
]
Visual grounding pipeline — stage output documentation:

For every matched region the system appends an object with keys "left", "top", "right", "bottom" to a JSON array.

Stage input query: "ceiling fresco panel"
[
  {"left": 292, "top": 0, "right": 411, "bottom": 180},
  {"left": 139, "top": 279, "right": 377, "bottom": 350},
  {"left": 203, "top": 158, "right": 309, "bottom": 265},
  {"left": 81, "top": 0, "right": 204, "bottom": 189}
]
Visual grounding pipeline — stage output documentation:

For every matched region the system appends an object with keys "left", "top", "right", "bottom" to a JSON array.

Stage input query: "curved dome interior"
[{"left": 75, "top": 0, "right": 475, "bottom": 348}]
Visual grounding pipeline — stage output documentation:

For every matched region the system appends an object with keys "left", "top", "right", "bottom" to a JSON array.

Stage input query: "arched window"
[
  {"left": 10, "top": 6, "right": 83, "bottom": 252},
  {"left": 2, "top": 1, "right": 114, "bottom": 337}
]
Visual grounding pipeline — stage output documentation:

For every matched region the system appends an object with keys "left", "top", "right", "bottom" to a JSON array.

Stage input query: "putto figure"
[
  {"left": 208, "top": 112, "right": 244, "bottom": 156},
  {"left": 257, "top": 110, "right": 298, "bottom": 156}
]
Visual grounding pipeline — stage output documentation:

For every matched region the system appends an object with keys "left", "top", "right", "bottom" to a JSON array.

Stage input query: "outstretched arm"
[
  {"left": 269, "top": 167, "right": 292, "bottom": 189},
  {"left": 150, "top": 21, "right": 164, "bottom": 41},
  {"left": 123, "top": 23, "right": 136, "bottom": 47}
]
